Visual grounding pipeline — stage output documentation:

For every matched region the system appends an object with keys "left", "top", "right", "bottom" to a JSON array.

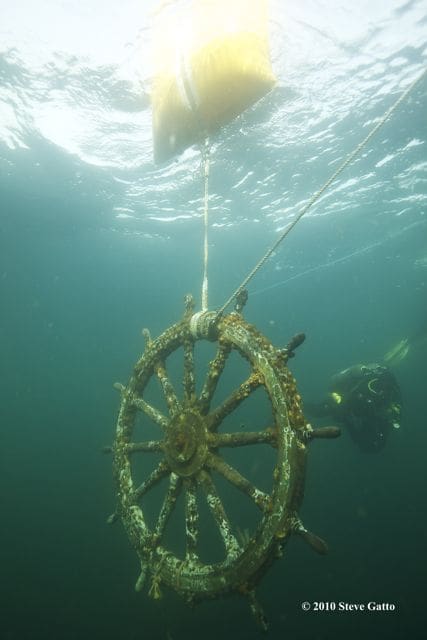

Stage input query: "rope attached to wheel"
[
  {"left": 201, "top": 138, "right": 211, "bottom": 311},
  {"left": 217, "top": 67, "right": 427, "bottom": 316}
]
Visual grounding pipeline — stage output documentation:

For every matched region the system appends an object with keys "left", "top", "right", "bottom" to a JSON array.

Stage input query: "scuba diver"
[{"left": 308, "top": 363, "right": 402, "bottom": 453}]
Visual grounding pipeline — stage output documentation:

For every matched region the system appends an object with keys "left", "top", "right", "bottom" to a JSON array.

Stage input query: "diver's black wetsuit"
[{"left": 309, "top": 364, "right": 402, "bottom": 453}]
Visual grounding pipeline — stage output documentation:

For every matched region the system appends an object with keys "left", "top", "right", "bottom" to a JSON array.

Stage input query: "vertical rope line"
[
  {"left": 201, "top": 138, "right": 210, "bottom": 311},
  {"left": 217, "top": 67, "right": 427, "bottom": 316}
]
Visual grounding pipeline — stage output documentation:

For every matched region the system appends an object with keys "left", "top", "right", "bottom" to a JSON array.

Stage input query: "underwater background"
[{"left": 1, "top": 1, "right": 426, "bottom": 639}]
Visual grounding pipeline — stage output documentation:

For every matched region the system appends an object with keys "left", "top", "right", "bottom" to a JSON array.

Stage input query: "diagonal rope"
[{"left": 217, "top": 67, "right": 427, "bottom": 316}]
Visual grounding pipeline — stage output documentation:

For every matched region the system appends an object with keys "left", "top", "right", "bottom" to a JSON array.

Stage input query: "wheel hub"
[{"left": 164, "top": 409, "right": 208, "bottom": 476}]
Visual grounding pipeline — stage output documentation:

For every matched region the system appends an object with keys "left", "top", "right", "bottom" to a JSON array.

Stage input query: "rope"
[
  {"left": 217, "top": 67, "right": 427, "bottom": 316},
  {"left": 201, "top": 138, "right": 210, "bottom": 311},
  {"left": 177, "top": 44, "right": 211, "bottom": 311}
]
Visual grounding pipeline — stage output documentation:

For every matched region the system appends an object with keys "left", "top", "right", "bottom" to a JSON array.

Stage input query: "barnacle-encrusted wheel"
[{"left": 111, "top": 296, "right": 338, "bottom": 629}]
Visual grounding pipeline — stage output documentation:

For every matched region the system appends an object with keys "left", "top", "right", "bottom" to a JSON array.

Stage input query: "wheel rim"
[{"left": 112, "top": 307, "right": 308, "bottom": 624}]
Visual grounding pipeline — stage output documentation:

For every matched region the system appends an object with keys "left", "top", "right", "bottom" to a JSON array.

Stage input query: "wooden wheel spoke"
[
  {"left": 132, "top": 396, "right": 168, "bottom": 430},
  {"left": 210, "top": 429, "right": 276, "bottom": 448},
  {"left": 183, "top": 338, "right": 196, "bottom": 402},
  {"left": 154, "top": 473, "right": 182, "bottom": 542},
  {"left": 208, "top": 373, "right": 262, "bottom": 431},
  {"left": 155, "top": 361, "right": 181, "bottom": 417},
  {"left": 133, "top": 461, "right": 169, "bottom": 502},
  {"left": 126, "top": 440, "right": 164, "bottom": 454},
  {"left": 184, "top": 479, "right": 200, "bottom": 560},
  {"left": 198, "top": 470, "right": 241, "bottom": 557},
  {"left": 198, "top": 343, "right": 231, "bottom": 414},
  {"left": 206, "top": 453, "right": 270, "bottom": 512}
]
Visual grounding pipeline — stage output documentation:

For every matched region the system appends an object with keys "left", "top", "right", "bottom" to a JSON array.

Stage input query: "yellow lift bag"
[{"left": 151, "top": 0, "right": 276, "bottom": 163}]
